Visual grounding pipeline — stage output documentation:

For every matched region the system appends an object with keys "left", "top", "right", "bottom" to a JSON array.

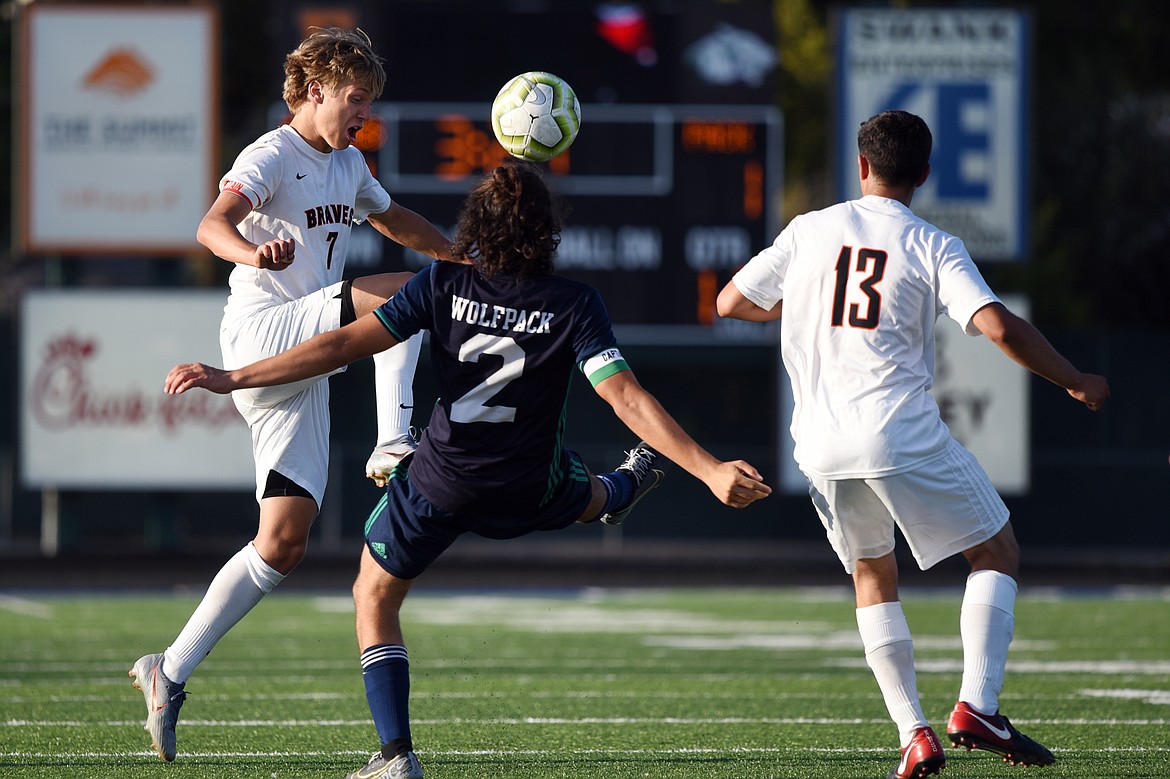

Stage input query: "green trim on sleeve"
[
  {"left": 372, "top": 308, "right": 407, "bottom": 342},
  {"left": 585, "top": 358, "right": 629, "bottom": 387}
]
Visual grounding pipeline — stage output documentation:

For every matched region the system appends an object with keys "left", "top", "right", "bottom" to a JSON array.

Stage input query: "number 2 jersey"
[
  {"left": 219, "top": 124, "right": 392, "bottom": 324},
  {"left": 732, "top": 194, "right": 1000, "bottom": 479},
  {"left": 373, "top": 260, "right": 628, "bottom": 515}
]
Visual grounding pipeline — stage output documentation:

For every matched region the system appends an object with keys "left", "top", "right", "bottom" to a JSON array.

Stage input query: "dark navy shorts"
[{"left": 363, "top": 450, "right": 594, "bottom": 579}]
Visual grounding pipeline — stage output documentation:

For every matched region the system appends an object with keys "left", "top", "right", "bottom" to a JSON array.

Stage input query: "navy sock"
[
  {"left": 360, "top": 644, "right": 412, "bottom": 756},
  {"left": 596, "top": 471, "right": 635, "bottom": 515}
]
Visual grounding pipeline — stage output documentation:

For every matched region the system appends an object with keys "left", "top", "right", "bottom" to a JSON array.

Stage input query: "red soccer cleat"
[
  {"left": 887, "top": 726, "right": 946, "bottom": 779},
  {"left": 946, "top": 700, "right": 1055, "bottom": 767}
]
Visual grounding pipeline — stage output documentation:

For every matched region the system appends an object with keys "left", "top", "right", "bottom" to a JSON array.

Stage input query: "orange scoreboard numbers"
[{"left": 373, "top": 104, "right": 781, "bottom": 327}]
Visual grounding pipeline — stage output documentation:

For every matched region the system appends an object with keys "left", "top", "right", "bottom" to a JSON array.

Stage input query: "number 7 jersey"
[
  {"left": 732, "top": 194, "right": 1000, "bottom": 479},
  {"left": 374, "top": 260, "right": 625, "bottom": 514}
]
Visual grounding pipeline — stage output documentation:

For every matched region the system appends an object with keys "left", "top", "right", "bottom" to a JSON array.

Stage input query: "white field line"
[
  {"left": 5, "top": 716, "right": 1170, "bottom": 727},
  {"left": 3, "top": 745, "right": 1170, "bottom": 759},
  {"left": 7, "top": 655, "right": 1168, "bottom": 675},
  {"left": 0, "top": 689, "right": 880, "bottom": 703},
  {"left": 0, "top": 595, "right": 53, "bottom": 619}
]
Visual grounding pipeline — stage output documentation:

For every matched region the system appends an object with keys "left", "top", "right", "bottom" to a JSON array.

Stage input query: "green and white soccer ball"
[{"left": 491, "top": 72, "right": 581, "bottom": 162}]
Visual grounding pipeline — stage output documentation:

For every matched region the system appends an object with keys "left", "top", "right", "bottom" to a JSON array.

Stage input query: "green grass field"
[{"left": 2, "top": 586, "right": 1169, "bottom": 778}]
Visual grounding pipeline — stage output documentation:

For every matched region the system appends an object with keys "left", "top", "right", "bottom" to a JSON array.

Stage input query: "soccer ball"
[{"left": 491, "top": 72, "right": 581, "bottom": 162}]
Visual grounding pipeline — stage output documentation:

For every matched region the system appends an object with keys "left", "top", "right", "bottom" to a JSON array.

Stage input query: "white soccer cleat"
[
  {"left": 129, "top": 653, "right": 186, "bottom": 762},
  {"left": 346, "top": 750, "right": 423, "bottom": 779},
  {"left": 365, "top": 431, "right": 418, "bottom": 487}
]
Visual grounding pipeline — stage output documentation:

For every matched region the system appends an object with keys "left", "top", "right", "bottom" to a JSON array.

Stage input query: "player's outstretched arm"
[
  {"left": 164, "top": 314, "right": 399, "bottom": 396},
  {"left": 367, "top": 202, "right": 455, "bottom": 262},
  {"left": 971, "top": 302, "right": 1110, "bottom": 411},
  {"left": 593, "top": 370, "right": 772, "bottom": 509}
]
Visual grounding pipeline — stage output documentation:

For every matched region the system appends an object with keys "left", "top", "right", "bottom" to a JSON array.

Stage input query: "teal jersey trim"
[
  {"left": 540, "top": 390, "right": 574, "bottom": 506},
  {"left": 585, "top": 358, "right": 628, "bottom": 386},
  {"left": 372, "top": 307, "right": 407, "bottom": 343},
  {"left": 363, "top": 492, "right": 389, "bottom": 539},
  {"left": 362, "top": 460, "right": 410, "bottom": 539}
]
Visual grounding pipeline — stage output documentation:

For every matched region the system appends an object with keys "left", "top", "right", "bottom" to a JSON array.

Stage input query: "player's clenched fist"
[
  {"left": 164, "top": 362, "right": 234, "bottom": 395},
  {"left": 254, "top": 238, "right": 296, "bottom": 270},
  {"left": 1069, "top": 373, "right": 1109, "bottom": 411},
  {"left": 704, "top": 460, "right": 772, "bottom": 508}
]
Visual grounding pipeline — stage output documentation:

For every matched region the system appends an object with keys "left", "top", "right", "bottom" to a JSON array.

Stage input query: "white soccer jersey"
[
  {"left": 733, "top": 194, "right": 1000, "bottom": 478},
  {"left": 220, "top": 124, "right": 392, "bottom": 323}
]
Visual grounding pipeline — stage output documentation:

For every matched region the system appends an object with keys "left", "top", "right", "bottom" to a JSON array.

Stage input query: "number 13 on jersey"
[{"left": 831, "top": 246, "right": 887, "bottom": 329}]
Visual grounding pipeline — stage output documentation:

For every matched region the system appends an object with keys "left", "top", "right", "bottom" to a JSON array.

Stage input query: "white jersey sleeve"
[
  {"left": 934, "top": 234, "right": 1000, "bottom": 336},
  {"left": 731, "top": 223, "right": 797, "bottom": 312}
]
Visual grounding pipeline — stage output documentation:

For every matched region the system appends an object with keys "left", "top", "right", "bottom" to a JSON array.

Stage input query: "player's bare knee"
[
  {"left": 965, "top": 524, "right": 1020, "bottom": 576},
  {"left": 350, "top": 272, "right": 414, "bottom": 317},
  {"left": 265, "top": 541, "right": 307, "bottom": 575}
]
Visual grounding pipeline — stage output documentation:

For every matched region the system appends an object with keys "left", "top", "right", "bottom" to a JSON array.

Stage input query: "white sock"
[
  {"left": 162, "top": 543, "right": 285, "bottom": 684},
  {"left": 373, "top": 332, "right": 422, "bottom": 445},
  {"left": 958, "top": 569, "right": 1017, "bottom": 714},
  {"left": 857, "top": 601, "right": 928, "bottom": 747}
]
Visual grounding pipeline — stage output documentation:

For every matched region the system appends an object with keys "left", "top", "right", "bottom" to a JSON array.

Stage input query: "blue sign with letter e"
[{"left": 835, "top": 8, "right": 1030, "bottom": 261}]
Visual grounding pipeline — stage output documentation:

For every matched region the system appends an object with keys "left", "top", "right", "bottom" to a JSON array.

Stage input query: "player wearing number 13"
[{"left": 718, "top": 110, "right": 1108, "bottom": 778}]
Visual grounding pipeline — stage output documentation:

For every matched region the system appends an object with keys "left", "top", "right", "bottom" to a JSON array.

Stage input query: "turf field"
[{"left": 2, "top": 586, "right": 1168, "bottom": 778}]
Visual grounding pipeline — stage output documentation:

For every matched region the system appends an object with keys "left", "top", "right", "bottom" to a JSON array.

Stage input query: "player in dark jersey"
[{"left": 164, "top": 161, "right": 772, "bottom": 779}]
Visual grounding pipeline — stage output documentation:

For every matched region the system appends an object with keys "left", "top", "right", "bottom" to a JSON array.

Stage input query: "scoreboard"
[{"left": 358, "top": 102, "right": 783, "bottom": 330}]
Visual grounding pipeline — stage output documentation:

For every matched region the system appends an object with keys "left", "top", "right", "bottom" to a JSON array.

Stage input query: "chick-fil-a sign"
[{"left": 21, "top": 290, "right": 253, "bottom": 489}]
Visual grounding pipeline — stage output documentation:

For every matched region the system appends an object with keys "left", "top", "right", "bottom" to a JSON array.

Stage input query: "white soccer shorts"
[
  {"left": 219, "top": 281, "right": 346, "bottom": 505},
  {"left": 805, "top": 438, "right": 1009, "bottom": 573}
]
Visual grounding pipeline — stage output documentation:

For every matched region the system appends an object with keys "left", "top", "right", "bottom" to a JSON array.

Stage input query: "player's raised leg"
[
  {"left": 345, "top": 273, "right": 423, "bottom": 486},
  {"left": 595, "top": 442, "right": 664, "bottom": 525},
  {"left": 367, "top": 335, "right": 422, "bottom": 486}
]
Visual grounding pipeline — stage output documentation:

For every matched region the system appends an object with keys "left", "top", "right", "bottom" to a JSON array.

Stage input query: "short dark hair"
[
  {"left": 857, "top": 110, "right": 932, "bottom": 187},
  {"left": 452, "top": 162, "right": 562, "bottom": 279}
]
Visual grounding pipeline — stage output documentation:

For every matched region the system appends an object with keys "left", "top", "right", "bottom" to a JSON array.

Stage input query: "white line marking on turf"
[
  {"left": 0, "top": 595, "right": 52, "bottom": 619},
  {"left": 5, "top": 716, "right": 1169, "bottom": 727},
  {"left": 3, "top": 745, "right": 1170, "bottom": 759},
  {"left": 646, "top": 634, "right": 1055, "bottom": 651},
  {"left": 2, "top": 692, "right": 348, "bottom": 703},
  {"left": 825, "top": 657, "right": 1170, "bottom": 675},
  {"left": 1080, "top": 688, "right": 1170, "bottom": 705}
]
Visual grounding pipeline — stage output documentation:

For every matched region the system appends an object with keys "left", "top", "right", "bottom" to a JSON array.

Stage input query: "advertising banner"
[
  {"left": 19, "top": 4, "right": 217, "bottom": 254},
  {"left": 836, "top": 8, "right": 1030, "bottom": 261},
  {"left": 21, "top": 290, "right": 253, "bottom": 489}
]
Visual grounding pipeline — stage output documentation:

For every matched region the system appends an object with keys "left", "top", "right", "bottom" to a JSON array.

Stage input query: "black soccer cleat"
[{"left": 599, "top": 442, "right": 664, "bottom": 526}]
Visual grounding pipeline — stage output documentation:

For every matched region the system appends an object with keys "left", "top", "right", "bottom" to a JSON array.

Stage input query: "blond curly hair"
[{"left": 282, "top": 27, "right": 386, "bottom": 112}]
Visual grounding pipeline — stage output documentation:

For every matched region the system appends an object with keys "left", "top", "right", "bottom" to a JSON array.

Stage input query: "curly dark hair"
[
  {"left": 451, "top": 162, "right": 562, "bottom": 278},
  {"left": 857, "top": 110, "right": 932, "bottom": 188}
]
